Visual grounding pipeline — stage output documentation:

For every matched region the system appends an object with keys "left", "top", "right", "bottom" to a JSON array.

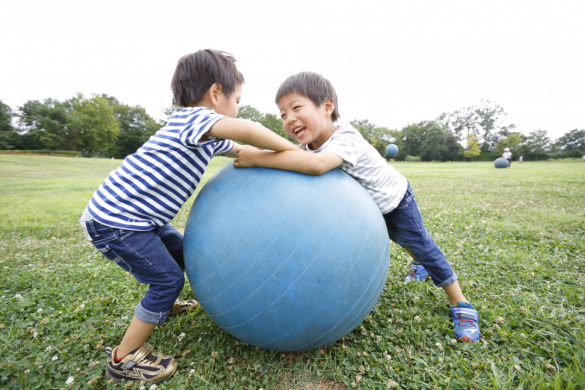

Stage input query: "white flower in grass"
[
  {"left": 65, "top": 376, "right": 74, "bottom": 385},
  {"left": 45, "top": 346, "right": 52, "bottom": 352},
  {"left": 37, "top": 308, "right": 43, "bottom": 313},
  {"left": 52, "top": 355, "right": 58, "bottom": 361},
  {"left": 24, "top": 369, "right": 30, "bottom": 374},
  {"left": 149, "top": 385, "right": 157, "bottom": 390},
  {"left": 15, "top": 294, "right": 23, "bottom": 299}
]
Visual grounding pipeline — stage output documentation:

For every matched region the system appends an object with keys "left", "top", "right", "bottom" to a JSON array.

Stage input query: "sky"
[{"left": 1, "top": 0, "right": 584, "bottom": 142}]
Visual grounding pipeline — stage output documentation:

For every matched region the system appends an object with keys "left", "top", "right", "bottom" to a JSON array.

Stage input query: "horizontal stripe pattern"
[
  {"left": 307, "top": 125, "right": 408, "bottom": 214},
  {"left": 85, "top": 107, "right": 233, "bottom": 230}
]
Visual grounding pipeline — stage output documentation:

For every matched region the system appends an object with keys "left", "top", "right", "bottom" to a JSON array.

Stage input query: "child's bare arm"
[
  {"left": 207, "top": 118, "right": 297, "bottom": 152},
  {"left": 234, "top": 147, "right": 343, "bottom": 176}
]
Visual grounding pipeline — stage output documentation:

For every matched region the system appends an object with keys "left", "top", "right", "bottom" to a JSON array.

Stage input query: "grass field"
[{"left": 1, "top": 155, "right": 584, "bottom": 389}]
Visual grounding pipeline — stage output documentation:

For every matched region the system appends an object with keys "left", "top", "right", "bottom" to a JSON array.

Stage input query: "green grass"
[{"left": 1, "top": 155, "right": 584, "bottom": 389}]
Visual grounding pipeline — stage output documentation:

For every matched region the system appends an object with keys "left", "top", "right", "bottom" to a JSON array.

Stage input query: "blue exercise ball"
[
  {"left": 386, "top": 144, "right": 398, "bottom": 156},
  {"left": 184, "top": 164, "right": 390, "bottom": 351},
  {"left": 494, "top": 157, "right": 510, "bottom": 168}
]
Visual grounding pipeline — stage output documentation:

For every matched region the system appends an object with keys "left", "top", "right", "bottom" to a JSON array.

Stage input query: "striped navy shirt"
[
  {"left": 305, "top": 125, "right": 408, "bottom": 214},
  {"left": 82, "top": 107, "right": 234, "bottom": 231}
]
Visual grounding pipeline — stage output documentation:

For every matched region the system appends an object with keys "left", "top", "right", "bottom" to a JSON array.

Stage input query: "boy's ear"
[
  {"left": 323, "top": 98, "right": 335, "bottom": 116},
  {"left": 209, "top": 83, "right": 223, "bottom": 104}
]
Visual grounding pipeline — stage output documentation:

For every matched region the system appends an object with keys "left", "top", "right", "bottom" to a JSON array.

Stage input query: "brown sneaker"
[
  {"left": 105, "top": 344, "right": 177, "bottom": 384},
  {"left": 169, "top": 299, "right": 199, "bottom": 317}
]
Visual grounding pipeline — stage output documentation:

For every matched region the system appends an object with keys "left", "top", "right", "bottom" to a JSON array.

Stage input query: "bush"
[
  {"left": 405, "top": 155, "right": 421, "bottom": 162},
  {"left": 0, "top": 150, "right": 81, "bottom": 157}
]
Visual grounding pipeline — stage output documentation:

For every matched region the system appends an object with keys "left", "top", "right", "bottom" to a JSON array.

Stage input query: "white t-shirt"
[
  {"left": 503, "top": 151, "right": 512, "bottom": 159},
  {"left": 304, "top": 125, "right": 408, "bottom": 214}
]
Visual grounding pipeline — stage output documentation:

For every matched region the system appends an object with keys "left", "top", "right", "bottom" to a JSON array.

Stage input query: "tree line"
[{"left": 1, "top": 96, "right": 583, "bottom": 161}]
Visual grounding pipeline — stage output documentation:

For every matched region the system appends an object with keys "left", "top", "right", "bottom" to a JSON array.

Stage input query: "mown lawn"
[{"left": 0, "top": 155, "right": 584, "bottom": 389}]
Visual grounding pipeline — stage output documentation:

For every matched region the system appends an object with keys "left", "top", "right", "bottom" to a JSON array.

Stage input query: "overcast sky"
[{"left": 1, "top": 0, "right": 584, "bottom": 141}]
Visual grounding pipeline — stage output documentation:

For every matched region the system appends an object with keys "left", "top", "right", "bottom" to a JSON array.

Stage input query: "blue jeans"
[
  {"left": 383, "top": 183, "right": 457, "bottom": 287},
  {"left": 81, "top": 220, "right": 185, "bottom": 324}
]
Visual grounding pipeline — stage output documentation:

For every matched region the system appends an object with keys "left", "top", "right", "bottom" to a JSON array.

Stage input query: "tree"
[
  {"left": 237, "top": 105, "right": 293, "bottom": 142},
  {"left": 109, "top": 104, "right": 162, "bottom": 158},
  {"left": 17, "top": 98, "right": 76, "bottom": 150},
  {"left": 523, "top": 130, "right": 551, "bottom": 161},
  {"left": 350, "top": 119, "right": 399, "bottom": 158},
  {"left": 402, "top": 121, "right": 461, "bottom": 162},
  {"left": 495, "top": 133, "right": 524, "bottom": 157},
  {"left": 0, "top": 100, "right": 18, "bottom": 150},
  {"left": 556, "top": 129, "right": 585, "bottom": 153},
  {"left": 70, "top": 94, "right": 119, "bottom": 153},
  {"left": 464, "top": 133, "right": 481, "bottom": 161},
  {"left": 436, "top": 100, "right": 515, "bottom": 151}
]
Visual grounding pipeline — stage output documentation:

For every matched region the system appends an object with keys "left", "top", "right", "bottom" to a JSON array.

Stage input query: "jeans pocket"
[{"left": 97, "top": 245, "right": 133, "bottom": 273}]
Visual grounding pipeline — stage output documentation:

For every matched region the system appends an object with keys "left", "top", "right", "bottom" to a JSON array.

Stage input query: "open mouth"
[{"left": 293, "top": 126, "right": 306, "bottom": 138}]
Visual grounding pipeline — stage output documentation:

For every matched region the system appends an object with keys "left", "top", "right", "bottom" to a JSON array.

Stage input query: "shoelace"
[{"left": 456, "top": 317, "right": 476, "bottom": 327}]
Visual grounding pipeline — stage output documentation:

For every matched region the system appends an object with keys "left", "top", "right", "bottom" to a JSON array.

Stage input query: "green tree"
[
  {"left": 110, "top": 105, "right": 161, "bottom": 158},
  {"left": 523, "top": 130, "right": 551, "bottom": 161},
  {"left": 238, "top": 105, "right": 293, "bottom": 142},
  {"left": 464, "top": 133, "right": 481, "bottom": 161},
  {"left": 70, "top": 94, "right": 119, "bottom": 153},
  {"left": 436, "top": 100, "right": 515, "bottom": 152},
  {"left": 0, "top": 100, "right": 18, "bottom": 150},
  {"left": 557, "top": 129, "right": 585, "bottom": 153},
  {"left": 496, "top": 133, "right": 524, "bottom": 157},
  {"left": 402, "top": 121, "right": 460, "bottom": 162},
  {"left": 17, "top": 98, "right": 75, "bottom": 150}
]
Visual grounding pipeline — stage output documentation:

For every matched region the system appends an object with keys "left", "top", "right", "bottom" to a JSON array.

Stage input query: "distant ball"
[
  {"left": 386, "top": 144, "right": 399, "bottom": 156},
  {"left": 184, "top": 164, "right": 390, "bottom": 351},
  {"left": 494, "top": 157, "right": 510, "bottom": 168}
]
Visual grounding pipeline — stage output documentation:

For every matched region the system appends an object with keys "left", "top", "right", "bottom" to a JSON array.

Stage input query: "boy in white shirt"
[{"left": 234, "top": 72, "right": 481, "bottom": 342}]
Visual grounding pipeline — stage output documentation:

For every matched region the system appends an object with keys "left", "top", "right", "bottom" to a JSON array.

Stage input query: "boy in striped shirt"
[
  {"left": 79, "top": 50, "right": 298, "bottom": 384},
  {"left": 234, "top": 72, "right": 481, "bottom": 343}
]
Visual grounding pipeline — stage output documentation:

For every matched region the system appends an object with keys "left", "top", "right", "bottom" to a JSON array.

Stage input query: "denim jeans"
[
  {"left": 383, "top": 182, "right": 457, "bottom": 287},
  {"left": 80, "top": 220, "right": 185, "bottom": 324}
]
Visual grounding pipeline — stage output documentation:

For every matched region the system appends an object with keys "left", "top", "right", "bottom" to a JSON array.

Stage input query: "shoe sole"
[{"left": 105, "top": 366, "right": 177, "bottom": 384}]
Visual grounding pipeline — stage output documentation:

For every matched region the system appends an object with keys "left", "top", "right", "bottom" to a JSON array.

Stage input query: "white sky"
[{"left": 1, "top": 0, "right": 584, "bottom": 141}]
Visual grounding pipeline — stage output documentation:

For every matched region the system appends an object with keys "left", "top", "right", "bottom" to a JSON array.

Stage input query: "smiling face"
[{"left": 278, "top": 93, "right": 335, "bottom": 150}]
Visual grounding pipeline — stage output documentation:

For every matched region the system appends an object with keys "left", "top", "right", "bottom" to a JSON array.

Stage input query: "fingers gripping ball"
[
  {"left": 494, "top": 157, "right": 510, "bottom": 168},
  {"left": 386, "top": 144, "right": 399, "bottom": 156},
  {"left": 184, "top": 165, "right": 390, "bottom": 351}
]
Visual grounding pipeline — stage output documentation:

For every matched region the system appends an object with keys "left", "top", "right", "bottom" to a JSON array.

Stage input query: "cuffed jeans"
[
  {"left": 383, "top": 182, "right": 457, "bottom": 287},
  {"left": 81, "top": 220, "right": 185, "bottom": 324}
]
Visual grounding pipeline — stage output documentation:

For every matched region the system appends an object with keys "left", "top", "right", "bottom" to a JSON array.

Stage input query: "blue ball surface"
[
  {"left": 184, "top": 165, "right": 390, "bottom": 351},
  {"left": 386, "top": 144, "right": 399, "bottom": 156},
  {"left": 494, "top": 157, "right": 510, "bottom": 168}
]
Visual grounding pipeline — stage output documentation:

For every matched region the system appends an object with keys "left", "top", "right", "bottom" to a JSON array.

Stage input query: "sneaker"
[
  {"left": 169, "top": 299, "right": 199, "bottom": 316},
  {"left": 451, "top": 303, "right": 481, "bottom": 341},
  {"left": 404, "top": 263, "right": 429, "bottom": 283},
  {"left": 105, "top": 343, "right": 178, "bottom": 384}
]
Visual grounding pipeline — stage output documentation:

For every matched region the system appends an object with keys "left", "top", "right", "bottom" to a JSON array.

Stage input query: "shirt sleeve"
[
  {"left": 320, "top": 128, "right": 362, "bottom": 167},
  {"left": 179, "top": 108, "right": 227, "bottom": 147},
  {"left": 213, "top": 139, "right": 235, "bottom": 155}
]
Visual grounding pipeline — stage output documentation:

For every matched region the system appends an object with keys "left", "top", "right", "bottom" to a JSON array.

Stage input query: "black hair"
[
  {"left": 275, "top": 72, "right": 340, "bottom": 122},
  {"left": 171, "top": 49, "right": 245, "bottom": 107}
]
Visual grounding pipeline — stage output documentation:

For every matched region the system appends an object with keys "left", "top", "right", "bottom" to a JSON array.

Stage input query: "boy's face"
[
  {"left": 215, "top": 84, "right": 242, "bottom": 118},
  {"left": 278, "top": 93, "right": 334, "bottom": 150}
]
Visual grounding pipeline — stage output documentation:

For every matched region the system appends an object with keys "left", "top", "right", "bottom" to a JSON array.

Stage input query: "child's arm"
[
  {"left": 234, "top": 147, "right": 343, "bottom": 176},
  {"left": 206, "top": 118, "right": 298, "bottom": 152}
]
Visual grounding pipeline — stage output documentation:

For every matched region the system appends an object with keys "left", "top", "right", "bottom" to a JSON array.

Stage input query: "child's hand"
[{"left": 234, "top": 146, "right": 262, "bottom": 168}]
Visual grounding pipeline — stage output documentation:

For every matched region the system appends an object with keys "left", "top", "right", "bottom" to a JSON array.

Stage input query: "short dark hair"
[
  {"left": 275, "top": 72, "right": 340, "bottom": 122},
  {"left": 171, "top": 49, "right": 245, "bottom": 107}
]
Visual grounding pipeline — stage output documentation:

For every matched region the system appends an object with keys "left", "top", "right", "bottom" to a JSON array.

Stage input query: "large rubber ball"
[
  {"left": 386, "top": 144, "right": 399, "bottom": 156},
  {"left": 184, "top": 164, "right": 390, "bottom": 351},
  {"left": 494, "top": 157, "right": 510, "bottom": 168}
]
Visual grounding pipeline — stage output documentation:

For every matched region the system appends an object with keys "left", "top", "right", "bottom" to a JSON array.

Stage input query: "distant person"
[
  {"left": 234, "top": 71, "right": 481, "bottom": 342},
  {"left": 79, "top": 49, "right": 298, "bottom": 384},
  {"left": 519, "top": 156, "right": 523, "bottom": 163},
  {"left": 503, "top": 148, "right": 512, "bottom": 168}
]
